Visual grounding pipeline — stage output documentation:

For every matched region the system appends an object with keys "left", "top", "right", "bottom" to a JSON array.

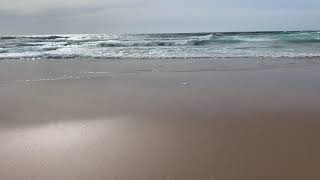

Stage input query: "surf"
[{"left": 1, "top": 31, "right": 320, "bottom": 59}]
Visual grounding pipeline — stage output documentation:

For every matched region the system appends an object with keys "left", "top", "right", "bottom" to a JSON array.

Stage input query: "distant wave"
[
  {"left": 0, "top": 35, "right": 68, "bottom": 40},
  {"left": 27, "top": 35, "right": 68, "bottom": 40},
  {"left": 98, "top": 34, "right": 216, "bottom": 47},
  {"left": 186, "top": 34, "right": 216, "bottom": 45},
  {"left": 15, "top": 43, "right": 44, "bottom": 47},
  {"left": 0, "top": 36, "right": 17, "bottom": 40},
  {"left": 98, "top": 41, "right": 179, "bottom": 47},
  {"left": 285, "top": 39, "right": 320, "bottom": 44},
  {"left": 97, "top": 33, "right": 320, "bottom": 47},
  {"left": 41, "top": 47, "right": 60, "bottom": 51}
]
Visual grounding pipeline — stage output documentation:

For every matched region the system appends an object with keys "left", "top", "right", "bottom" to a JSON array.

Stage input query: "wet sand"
[{"left": 1, "top": 58, "right": 320, "bottom": 180}]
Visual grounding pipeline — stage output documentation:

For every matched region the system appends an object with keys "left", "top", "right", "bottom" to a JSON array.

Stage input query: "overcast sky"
[{"left": 1, "top": 0, "right": 320, "bottom": 34}]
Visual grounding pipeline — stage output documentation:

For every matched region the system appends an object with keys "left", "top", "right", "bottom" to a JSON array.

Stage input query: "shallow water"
[{"left": 0, "top": 57, "right": 320, "bottom": 83}]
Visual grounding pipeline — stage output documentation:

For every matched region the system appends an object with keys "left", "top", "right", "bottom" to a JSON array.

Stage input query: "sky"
[{"left": 0, "top": 0, "right": 320, "bottom": 34}]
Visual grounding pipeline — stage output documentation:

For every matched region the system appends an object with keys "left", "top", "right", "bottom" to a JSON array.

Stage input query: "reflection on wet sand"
[{"left": 1, "top": 59, "right": 320, "bottom": 179}]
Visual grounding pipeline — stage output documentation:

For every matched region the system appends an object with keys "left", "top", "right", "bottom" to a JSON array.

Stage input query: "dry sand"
[{"left": 1, "top": 58, "right": 320, "bottom": 180}]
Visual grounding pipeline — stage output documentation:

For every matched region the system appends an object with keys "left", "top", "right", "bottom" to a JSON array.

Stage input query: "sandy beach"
[{"left": 1, "top": 58, "right": 320, "bottom": 180}]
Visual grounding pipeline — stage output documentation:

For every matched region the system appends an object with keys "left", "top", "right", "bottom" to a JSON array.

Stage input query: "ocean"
[{"left": 1, "top": 31, "right": 320, "bottom": 59}]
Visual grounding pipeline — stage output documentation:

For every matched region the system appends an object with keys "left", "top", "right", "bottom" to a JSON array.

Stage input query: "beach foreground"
[{"left": 1, "top": 58, "right": 320, "bottom": 180}]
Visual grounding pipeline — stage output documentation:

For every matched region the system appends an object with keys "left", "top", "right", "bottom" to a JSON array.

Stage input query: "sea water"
[{"left": 1, "top": 31, "right": 320, "bottom": 59}]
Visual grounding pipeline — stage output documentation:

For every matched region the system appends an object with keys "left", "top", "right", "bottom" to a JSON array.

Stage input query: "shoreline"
[{"left": 1, "top": 57, "right": 320, "bottom": 83}]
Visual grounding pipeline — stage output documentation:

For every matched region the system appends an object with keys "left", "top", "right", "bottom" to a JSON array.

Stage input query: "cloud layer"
[{"left": 0, "top": 0, "right": 319, "bottom": 34}]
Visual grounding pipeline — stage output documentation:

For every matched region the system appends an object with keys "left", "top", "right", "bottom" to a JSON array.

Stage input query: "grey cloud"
[{"left": 0, "top": 0, "right": 320, "bottom": 34}]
